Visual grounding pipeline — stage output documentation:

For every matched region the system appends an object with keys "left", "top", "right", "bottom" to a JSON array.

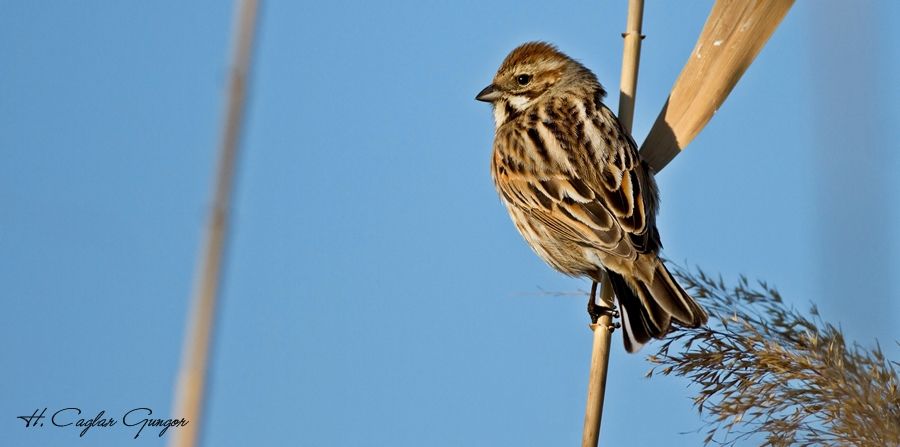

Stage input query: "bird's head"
[{"left": 476, "top": 42, "right": 602, "bottom": 127}]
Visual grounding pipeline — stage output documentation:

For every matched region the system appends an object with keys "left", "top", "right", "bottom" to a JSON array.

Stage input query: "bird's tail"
[{"left": 606, "top": 261, "right": 708, "bottom": 353}]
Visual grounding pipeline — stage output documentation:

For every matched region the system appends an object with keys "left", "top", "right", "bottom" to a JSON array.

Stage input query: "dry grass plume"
[{"left": 647, "top": 266, "right": 900, "bottom": 446}]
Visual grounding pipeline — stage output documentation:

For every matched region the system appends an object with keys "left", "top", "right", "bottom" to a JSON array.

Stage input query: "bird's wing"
[
  {"left": 492, "top": 103, "right": 660, "bottom": 259},
  {"left": 579, "top": 104, "right": 661, "bottom": 255}
]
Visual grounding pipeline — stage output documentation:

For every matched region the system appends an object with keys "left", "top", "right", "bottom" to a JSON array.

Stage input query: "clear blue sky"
[{"left": 2, "top": 1, "right": 898, "bottom": 446}]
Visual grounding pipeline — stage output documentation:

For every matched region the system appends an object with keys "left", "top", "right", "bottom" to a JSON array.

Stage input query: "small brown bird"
[{"left": 477, "top": 42, "right": 707, "bottom": 352}]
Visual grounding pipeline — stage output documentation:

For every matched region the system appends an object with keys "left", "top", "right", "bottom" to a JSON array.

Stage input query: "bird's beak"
[{"left": 475, "top": 84, "right": 501, "bottom": 103}]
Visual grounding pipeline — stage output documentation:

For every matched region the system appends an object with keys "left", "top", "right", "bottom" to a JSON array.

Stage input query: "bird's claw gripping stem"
[{"left": 587, "top": 301, "right": 619, "bottom": 325}]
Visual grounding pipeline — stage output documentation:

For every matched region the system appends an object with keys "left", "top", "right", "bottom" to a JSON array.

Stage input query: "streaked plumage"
[{"left": 477, "top": 42, "right": 707, "bottom": 352}]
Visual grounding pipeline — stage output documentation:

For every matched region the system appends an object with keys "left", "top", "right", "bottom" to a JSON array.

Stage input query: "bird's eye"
[{"left": 516, "top": 74, "right": 532, "bottom": 86}]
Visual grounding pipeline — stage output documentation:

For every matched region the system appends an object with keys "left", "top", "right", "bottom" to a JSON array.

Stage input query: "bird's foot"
[{"left": 587, "top": 300, "right": 619, "bottom": 325}]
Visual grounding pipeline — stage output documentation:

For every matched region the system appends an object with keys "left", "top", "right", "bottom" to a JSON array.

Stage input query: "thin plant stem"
[
  {"left": 581, "top": 1, "right": 644, "bottom": 446},
  {"left": 168, "top": 2, "right": 260, "bottom": 447}
]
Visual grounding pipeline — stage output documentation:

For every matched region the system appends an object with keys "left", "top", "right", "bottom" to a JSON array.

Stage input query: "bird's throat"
[{"left": 493, "top": 96, "right": 530, "bottom": 128}]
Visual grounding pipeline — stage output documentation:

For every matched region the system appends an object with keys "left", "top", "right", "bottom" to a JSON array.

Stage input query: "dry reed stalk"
[
  {"left": 584, "top": 1, "right": 795, "bottom": 444},
  {"left": 168, "top": 2, "right": 260, "bottom": 447},
  {"left": 640, "top": 0, "right": 794, "bottom": 172},
  {"left": 581, "top": 1, "right": 644, "bottom": 446}
]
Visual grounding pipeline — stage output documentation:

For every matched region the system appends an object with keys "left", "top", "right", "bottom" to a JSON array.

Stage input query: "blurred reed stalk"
[
  {"left": 168, "top": 1, "right": 260, "bottom": 447},
  {"left": 581, "top": 1, "right": 644, "bottom": 446}
]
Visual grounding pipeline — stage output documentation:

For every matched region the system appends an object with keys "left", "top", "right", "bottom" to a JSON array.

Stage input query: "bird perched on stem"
[{"left": 476, "top": 42, "right": 707, "bottom": 352}]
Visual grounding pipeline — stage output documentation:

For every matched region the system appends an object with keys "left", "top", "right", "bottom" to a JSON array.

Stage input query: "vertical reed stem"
[
  {"left": 168, "top": 2, "right": 260, "bottom": 446},
  {"left": 581, "top": 1, "right": 644, "bottom": 446}
]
